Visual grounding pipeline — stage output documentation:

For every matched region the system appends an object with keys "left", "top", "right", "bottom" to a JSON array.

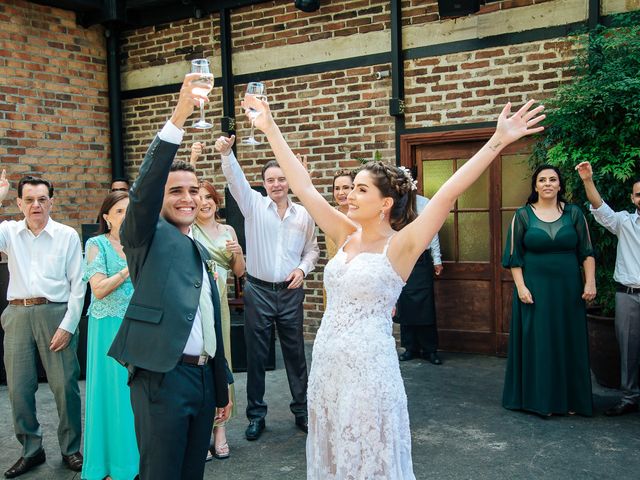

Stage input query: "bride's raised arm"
[
  {"left": 389, "top": 100, "right": 545, "bottom": 279},
  {"left": 243, "top": 96, "right": 357, "bottom": 246}
]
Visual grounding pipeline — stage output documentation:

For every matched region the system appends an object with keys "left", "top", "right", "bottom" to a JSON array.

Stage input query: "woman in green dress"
[
  {"left": 193, "top": 180, "right": 245, "bottom": 460},
  {"left": 82, "top": 191, "right": 139, "bottom": 480},
  {"left": 502, "top": 164, "right": 597, "bottom": 416}
]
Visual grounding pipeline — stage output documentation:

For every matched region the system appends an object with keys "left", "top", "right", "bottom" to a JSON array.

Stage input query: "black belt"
[
  {"left": 617, "top": 284, "right": 640, "bottom": 295},
  {"left": 246, "top": 273, "right": 291, "bottom": 291},
  {"left": 179, "top": 354, "right": 210, "bottom": 366}
]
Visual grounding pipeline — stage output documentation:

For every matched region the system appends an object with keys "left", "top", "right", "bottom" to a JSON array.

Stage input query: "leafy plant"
[{"left": 530, "top": 13, "right": 640, "bottom": 315}]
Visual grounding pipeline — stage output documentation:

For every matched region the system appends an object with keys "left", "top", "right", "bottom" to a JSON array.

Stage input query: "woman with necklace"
[{"left": 502, "top": 164, "right": 596, "bottom": 416}]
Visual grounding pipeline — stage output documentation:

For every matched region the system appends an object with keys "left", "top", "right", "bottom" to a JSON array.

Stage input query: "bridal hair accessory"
[{"left": 398, "top": 166, "right": 418, "bottom": 191}]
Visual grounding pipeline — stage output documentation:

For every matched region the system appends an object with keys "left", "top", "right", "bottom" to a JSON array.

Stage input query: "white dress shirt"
[
  {"left": 416, "top": 195, "right": 442, "bottom": 265},
  {"left": 591, "top": 201, "right": 640, "bottom": 288},
  {"left": 0, "top": 218, "right": 86, "bottom": 333},
  {"left": 157, "top": 120, "right": 216, "bottom": 356},
  {"left": 221, "top": 151, "right": 320, "bottom": 282}
]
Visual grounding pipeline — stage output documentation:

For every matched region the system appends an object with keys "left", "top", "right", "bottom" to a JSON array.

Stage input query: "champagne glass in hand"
[
  {"left": 190, "top": 59, "right": 214, "bottom": 129},
  {"left": 241, "top": 82, "right": 267, "bottom": 145}
]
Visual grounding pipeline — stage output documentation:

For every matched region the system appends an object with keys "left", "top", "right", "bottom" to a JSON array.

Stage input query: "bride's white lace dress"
[{"left": 307, "top": 237, "right": 416, "bottom": 479}]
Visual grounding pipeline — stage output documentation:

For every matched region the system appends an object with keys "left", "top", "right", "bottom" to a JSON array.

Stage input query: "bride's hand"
[
  {"left": 494, "top": 100, "right": 545, "bottom": 146},
  {"left": 241, "top": 95, "right": 275, "bottom": 133}
]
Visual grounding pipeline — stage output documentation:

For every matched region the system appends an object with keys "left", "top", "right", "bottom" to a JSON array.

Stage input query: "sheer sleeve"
[
  {"left": 569, "top": 204, "right": 595, "bottom": 262},
  {"left": 83, "top": 236, "right": 107, "bottom": 282},
  {"left": 502, "top": 208, "right": 527, "bottom": 268}
]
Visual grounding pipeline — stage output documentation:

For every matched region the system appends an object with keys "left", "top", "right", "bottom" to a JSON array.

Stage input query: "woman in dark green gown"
[{"left": 502, "top": 164, "right": 596, "bottom": 416}]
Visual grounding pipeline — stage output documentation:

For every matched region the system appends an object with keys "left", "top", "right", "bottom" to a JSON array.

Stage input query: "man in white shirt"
[
  {"left": 0, "top": 171, "right": 85, "bottom": 478},
  {"left": 215, "top": 134, "right": 320, "bottom": 441},
  {"left": 577, "top": 161, "right": 640, "bottom": 416}
]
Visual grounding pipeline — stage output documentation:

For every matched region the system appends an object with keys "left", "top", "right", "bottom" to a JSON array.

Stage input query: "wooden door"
[{"left": 401, "top": 130, "right": 531, "bottom": 355}]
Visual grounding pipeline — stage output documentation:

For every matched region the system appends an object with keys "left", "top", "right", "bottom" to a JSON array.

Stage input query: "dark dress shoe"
[
  {"left": 426, "top": 352, "right": 442, "bottom": 365},
  {"left": 61, "top": 452, "right": 83, "bottom": 472},
  {"left": 604, "top": 402, "right": 639, "bottom": 416},
  {"left": 4, "top": 449, "right": 46, "bottom": 478},
  {"left": 245, "top": 419, "right": 265, "bottom": 441},
  {"left": 295, "top": 415, "right": 308, "bottom": 433},
  {"left": 399, "top": 350, "right": 417, "bottom": 361}
]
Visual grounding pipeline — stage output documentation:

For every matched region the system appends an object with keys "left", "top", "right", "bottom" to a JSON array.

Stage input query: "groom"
[{"left": 108, "top": 74, "right": 233, "bottom": 480}]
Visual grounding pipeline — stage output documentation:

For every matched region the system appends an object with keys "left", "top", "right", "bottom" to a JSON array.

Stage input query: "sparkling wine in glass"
[
  {"left": 242, "top": 82, "right": 267, "bottom": 145},
  {"left": 191, "top": 59, "right": 214, "bottom": 130}
]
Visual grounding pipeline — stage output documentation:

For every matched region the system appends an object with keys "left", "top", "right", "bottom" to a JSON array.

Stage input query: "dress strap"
[
  {"left": 382, "top": 233, "right": 396, "bottom": 255},
  {"left": 339, "top": 233, "right": 355, "bottom": 251}
]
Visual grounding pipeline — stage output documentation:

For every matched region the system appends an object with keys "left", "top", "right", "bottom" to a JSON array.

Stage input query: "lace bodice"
[
  {"left": 307, "top": 236, "right": 415, "bottom": 480},
  {"left": 83, "top": 235, "right": 134, "bottom": 319},
  {"left": 322, "top": 246, "right": 405, "bottom": 337}
]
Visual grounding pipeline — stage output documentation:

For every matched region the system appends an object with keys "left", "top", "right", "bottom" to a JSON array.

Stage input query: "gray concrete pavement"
[{"left": 1, "top": 346, "right": 639, "bottom": 479}]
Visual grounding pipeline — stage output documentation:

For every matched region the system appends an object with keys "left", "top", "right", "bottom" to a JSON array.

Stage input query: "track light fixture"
[{"left": 295, "top": 0, "right": 320, "bottom": 13}]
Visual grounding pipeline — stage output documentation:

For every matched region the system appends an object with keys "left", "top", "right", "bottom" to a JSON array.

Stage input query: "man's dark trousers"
[
  {"left": 129, "top": 363, "right": 215, "bottom": 480},
  {"left": 244, "top": 280, "right": 307, "bottom": 420}
]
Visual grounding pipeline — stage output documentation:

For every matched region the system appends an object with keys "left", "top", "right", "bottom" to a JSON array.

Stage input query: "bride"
[{"left": 233, "top": 97, "right": 544, "bottom": 479}]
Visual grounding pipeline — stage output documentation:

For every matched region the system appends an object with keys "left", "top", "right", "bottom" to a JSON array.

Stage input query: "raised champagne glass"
[
  {"left": 242, "top": 82, "right": 267, "bottom": 145},
  {"left": 191, "top": 59, "right": 214, "bottom": 130}
]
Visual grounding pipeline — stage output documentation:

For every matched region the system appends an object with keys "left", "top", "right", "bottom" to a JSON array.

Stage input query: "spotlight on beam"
[
  {"left": 295, "top": 0, "right": 320, "bottom": 13},
  {"left": 437, "top": 0, "right": 480, "bottom": 18}
]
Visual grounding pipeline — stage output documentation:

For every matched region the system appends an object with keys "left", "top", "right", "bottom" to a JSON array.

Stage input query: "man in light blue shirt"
[{"left": 577, "top": 161, "right": 640, "bottom": 416}]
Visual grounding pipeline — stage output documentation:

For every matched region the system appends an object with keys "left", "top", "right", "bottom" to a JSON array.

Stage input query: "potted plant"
[{"left": 529, "top": 13, "right": 640, "bottom": 388}]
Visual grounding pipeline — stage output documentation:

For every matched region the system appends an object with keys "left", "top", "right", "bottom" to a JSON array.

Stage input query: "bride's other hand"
[
  {"left": 492, "top": 100, "right": 545, "bottom": 149},
  {"left": 242, "top": 95, "right": 275, "bottom": 134}
]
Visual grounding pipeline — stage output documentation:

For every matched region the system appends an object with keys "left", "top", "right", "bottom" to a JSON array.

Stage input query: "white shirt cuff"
[{"left": 158, "top": 120, "right": 184, "bottom": 145}]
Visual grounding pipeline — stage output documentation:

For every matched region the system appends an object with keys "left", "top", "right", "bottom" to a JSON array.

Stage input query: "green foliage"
[{"left": 530, "top": 13, "right": 640, "bottom": 315}]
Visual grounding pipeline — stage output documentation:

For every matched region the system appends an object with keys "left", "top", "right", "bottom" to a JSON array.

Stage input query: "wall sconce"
[{"left": 375, "top": 70, "right": 391, "bottom": 80}]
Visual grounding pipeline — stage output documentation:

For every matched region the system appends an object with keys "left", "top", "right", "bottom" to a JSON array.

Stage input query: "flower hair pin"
[{"left": 398, "top": 166, "right": 418, "bottom": 191}]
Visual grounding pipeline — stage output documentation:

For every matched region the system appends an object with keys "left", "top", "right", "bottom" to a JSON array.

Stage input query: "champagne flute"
[
  {"left": 242, "top": 82, "right": 267, "bottom": 145},
  {"left": 191, "top": 59, "right": 214, "bottom": 130}
]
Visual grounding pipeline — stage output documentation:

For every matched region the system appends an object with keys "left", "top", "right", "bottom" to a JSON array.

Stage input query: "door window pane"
[
  {"left": 438, "top": 213, "right": 455, "bottom": 261},
  {"left": 458, "top": 158, "right": 489, "bottom": 209},
  {"left": 502, "top": 154, "right": 530, "bottom": 208},
  {"left": 459, "top": 212, "right": 490, "bottom": 262},
  {"left": 422, "top": 160, "right": 453, "bottom": 199}
]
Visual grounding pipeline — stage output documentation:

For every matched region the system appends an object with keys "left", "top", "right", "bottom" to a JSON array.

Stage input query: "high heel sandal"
[{"left": 212, "top": 442, "right": 230, "bottom": 460}]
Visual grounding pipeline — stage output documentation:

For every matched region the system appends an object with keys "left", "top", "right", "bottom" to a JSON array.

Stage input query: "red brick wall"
[
  {"left": 0, "top": 0, "right": 109, "bottom": 229},
  {"left": 121, "top": 16, "right": 220, "bottom": 74},
  {"left": 231, "top": 0, "right": 391, "bottom": 52},
  {"left": 116, "top": 0, "right": 589, "bottom": 338},
  {"left": 404, "top": 39, "right": 577, "bottom": 128}
]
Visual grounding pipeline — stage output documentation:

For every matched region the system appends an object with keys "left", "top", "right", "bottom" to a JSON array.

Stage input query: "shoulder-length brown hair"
[{"left": 97, "top": 191, "right": 129, "bottom": 235}]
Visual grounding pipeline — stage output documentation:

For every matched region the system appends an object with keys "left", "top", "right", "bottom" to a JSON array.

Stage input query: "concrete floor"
[{"left": 1, "top": 346, "right": 639, "bottom": 480}]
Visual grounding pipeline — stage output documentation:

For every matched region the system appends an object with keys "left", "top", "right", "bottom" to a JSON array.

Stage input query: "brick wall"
[
  {"left": 121, "top": 16, "right": 220, "bottom": 74},
  {"left": 231, "top": 0, "right": 391, "bottom": 52},
  {"left": 404, "top": 39, "right": 577, "bottom": 128},
  {"left": 116, "top": 0, "right": 633, "bottom": 339},
  {"left": 0, "top": 0, "right": 109, "bottom": 229}
]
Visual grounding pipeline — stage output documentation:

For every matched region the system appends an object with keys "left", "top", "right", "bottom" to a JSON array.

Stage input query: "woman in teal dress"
[
  {"left": 82, "top": 191, "right": 139, "bottom": 480},
  {"left": 193, "top": 180, "right": 245, "bottom": 460},
  {"left": 502, "top": 164, "right": 597, "bottom": 416}
]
